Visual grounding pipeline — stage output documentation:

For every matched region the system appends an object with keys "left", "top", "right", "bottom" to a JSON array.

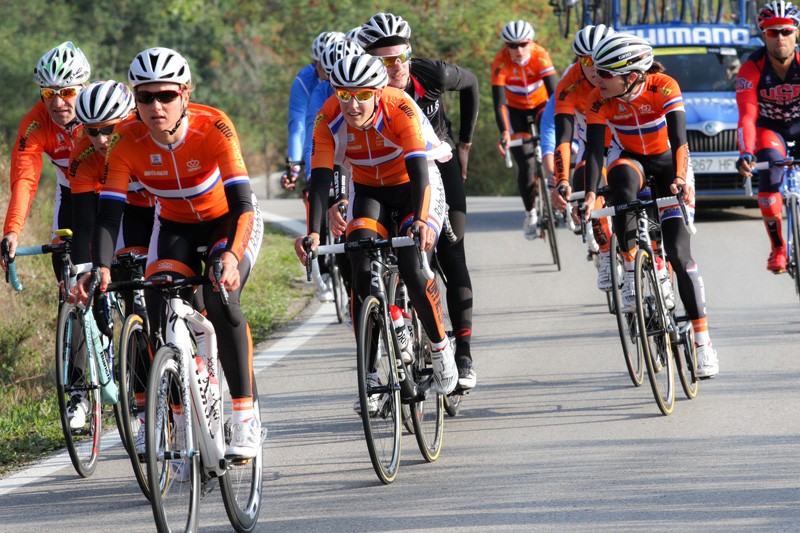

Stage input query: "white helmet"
[
  {"left": 76, "top": 80, "right": 134, "bottom": 124},
  {"left": 501, "top": 20, "right": 535, "bottom": 43},
  {"left": 320, "top": 40, "right": 365, "bottom": 75},
  {"left": 572, "top": 24, "right": 616, "bottom": 56},
  {"left": 128, "top": 47, "right": 192, "bottom": 88},
  {"left": 592, "top": 34, "right": 654, "bottom": 74},
  {"left": 34, "top": 41, "right": 90, "bottom": 87},
  {"left": 345, "top": 26, "right": 361, "bottom": 43},
  {"left": 357, "top": 13, "right": 412, "bottom": 50},
  {"left": 311, "top": 31, "right": 345, "bottom": 61},
  {"left": 329, "top": 54, "right": 388, "bottom": 89}
]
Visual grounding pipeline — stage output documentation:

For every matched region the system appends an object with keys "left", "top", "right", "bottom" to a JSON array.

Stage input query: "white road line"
[{"left": 0, "top": 290, "right": 336, "bottom": 497}]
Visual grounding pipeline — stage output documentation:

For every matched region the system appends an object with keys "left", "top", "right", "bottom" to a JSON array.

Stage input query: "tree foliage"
[{"left": 0, "top": 0, "right": 573, "bottom": 196}]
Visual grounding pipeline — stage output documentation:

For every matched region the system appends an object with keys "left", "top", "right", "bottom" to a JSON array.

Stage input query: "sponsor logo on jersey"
[
  {"left": 638, "top": 104, "right": 653, "bottom": 114},
  {"left": 19, "top": 120, "right": 42, "bottom": 151},
  {"left": 144, "top": 170, "right": 169, "bottom": 176},
  {"left": 759, "top": 84, "right": 800, "bottom": 102},
  {"left": 736, "top": 78, "right": 753, "bottom": 91},
  {"left": 150, "top": 154, "right": 163, "bottom": 165},
  {"left": 187, "top": 159, "right": 201, "bottom": 172},
  {"left": 660, "top": 87, "right": 673, "bottom": 96},
  {"left": 214, "top": 119, "right": 234, "bottom": 139},
  {"left": 398, "top": 101, "right": 415, "bottom": 119},
  {"left": 56, "top": 133, "right": 65, "bottom": 145}
]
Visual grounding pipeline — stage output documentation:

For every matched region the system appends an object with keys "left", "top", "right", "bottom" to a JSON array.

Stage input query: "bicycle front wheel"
[
  {"left": 146, "top": 345, "right": 200, "bottom": 533},
  {"left": 357, "top": 296, "right": 401, "bottom": 484},
  {"left": 118, "top": 313, "right": 154, "bottom": 499},
  {"left": 675, "top": 322, "right": 699, "bottom": 399},
  {"left": 220, "top": 377, "right": 264, "bottom": 532},
  {"left": 55, "top": 302, "right": 101, "bottom": 478},
  {"left": 538, "top": 175, "right": 561, "bottom": 270},
  {"left": 635, "top": 250, "right": 675, "bottom": 415},
  {"left": 609, "top": 235, "right": 644, "bottom": 386},
  {"left": 408, "top": 311, "right": 444, "bottom": 462},
  {"left": 788, "top": 196, "right": 800, "bottom": 299}
]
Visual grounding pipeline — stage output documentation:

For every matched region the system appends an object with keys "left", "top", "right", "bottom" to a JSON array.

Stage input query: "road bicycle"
[
  {"left": 549, "top": 0, "right": 611, "bottom": 39},
  {"left": 106, "top": 259, "right": 265, "bottom": 532},
  {"left": 590, "top": 186, "right": 699, "bottom": 415},
  {"left": 307, "top": 231, "right": 444, "bottom": 484},
  {"left": 505, "top": 119, "right": 561, "bottom": 270},
  {"left": 754, "top": 158, "right": 800, "bottom": 300},
  {"left": 5, "top": 230, "right": 125, "bottom": 477}
]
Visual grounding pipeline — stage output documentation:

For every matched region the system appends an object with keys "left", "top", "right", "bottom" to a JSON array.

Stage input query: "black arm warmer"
[
  {"left": 555, "top": 113, "right": 576, "bottom": 147},
  {"left": 308, "top": 167, "right": 334, "bottom": 235},
  {"left": 584, "top": 123, "right": 608, "bottom": 193},
  {"left": 492, "top": 85, "right": 508, "bottom": 133},
  {"left": 406, "top": 157, "right": 430, "bottom": 222},
  {"left": 543, "top": 75, "right": 558, "bottom": 98},
  {"left": 451, "top": 67, "right": 480, "bottom": 143},
  {"left": 71, "top": 192, "right": 98, "bottom": 265},
  {"left": 91, "top": 198, "right": 124, "bottom": 269}
]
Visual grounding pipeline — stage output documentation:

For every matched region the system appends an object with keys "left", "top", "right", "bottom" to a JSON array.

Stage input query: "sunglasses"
[
  {"left": 580, "top": 56, "right": 594, "bottom": 67},
  {"left": 40, "top": 87, "right": 79, "bottom": 100},
  {"left": 596, "top": 69, "right": 621, "bottom": 79},
  {"left": 376, "top": 48, "right": 412, "bottom": 67},
  {"left": 335, "top": 88, "right": 377, "bottom": 103},
  {"left": 135, "top": 90, "right": 184, "bottom": 105},
  {"left": 86, "top": 124, "right": 116, "bottom": 137},
  {"left": 508, "top": 42, "right": 530, "bottom": 50},
  {"left": 764, "top": 28, "right": 796, "bottom": 38}
]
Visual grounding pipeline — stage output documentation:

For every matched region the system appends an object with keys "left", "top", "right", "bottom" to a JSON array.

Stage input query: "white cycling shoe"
[{"left": 431, "top": 342, "right": 458, "bottom": 395}]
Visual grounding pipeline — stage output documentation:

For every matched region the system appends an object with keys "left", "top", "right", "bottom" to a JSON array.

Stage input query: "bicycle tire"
[
  {"left": 407, "top": 307, "right": 444, "bottom": 462},
  {"left": 675, "top": 322, "right": 699, "bottom": 399},
  {"left": 356, "top": 296, "right": 401, "bottom": 484},
  {"left": 789, "top": 197, "right": 800, "bottom": 299},
  {"left": 118, "top": 313, "right": 154, "bottom": 499},
  {"left": 146, "top": 345, "right": 200, "bottom": 533},
  {"left": 220, "top": 379, "right": 264, "bottom": 532},
  {"left": 609, "top": 235, "right": 644, "bottom": 386},
  {"left": 635, "top": 249, "right": 675, "bottom": 415},
  {"left": 55, "top": 302, "right": 101, "bottom": 478},
  {"left": 327, "top": 229, "right": 348, "bottom": 324},
  {"left": 538, "top": 175, "right": 561, "bottom": 270}
]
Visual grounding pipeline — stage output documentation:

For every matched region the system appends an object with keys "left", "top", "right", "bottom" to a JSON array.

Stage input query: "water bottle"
[
  {"left": 389, "top": 305, "right": 414, "bottom": 363},
  {"left": 195, "top": 355, "right": 221, "bottom": 435}
]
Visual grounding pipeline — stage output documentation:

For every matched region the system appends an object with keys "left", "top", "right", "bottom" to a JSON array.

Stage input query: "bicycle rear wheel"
[
  {"left": 675, "top": 322, "right": 699, "bottom": 399},
  {"left": 609, "top": 235, "right": 644, "bottom": 386},
  {"left": 538, "top": 175, "right": 561, "bottom": 270},
  {"left": 635, "top": 250, "right": 675, "bottom": 415},
  {"left": 146, "top": 345, "right": 200, "bottom": 533},
  {"left": 118, "top": 313, "right": 154, "bottom": 499},
  {"left": 357, "top": 296, "right": 401, "bottom": 484},
  {"left": 55, "top": 302, "right": 101, "bottom": 478},
  {"left": 327, "top": 230, "right": 349, "bottom": 324},
  {"left": 788, "top": 197, "right": 800, "bottom": 299},
  {"left": 220, "top": 379, "right": 264, "bottom": 532},
  {"left": 407, "top": 309, "right": 444, "bottom": 462}
]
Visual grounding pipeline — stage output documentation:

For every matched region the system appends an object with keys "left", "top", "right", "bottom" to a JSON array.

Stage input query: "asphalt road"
[{"left": 2, "top": 197, "right": 799, "bottom": 532}]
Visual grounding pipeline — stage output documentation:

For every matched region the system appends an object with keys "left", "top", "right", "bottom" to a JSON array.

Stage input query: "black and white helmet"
[
  {"left": 572, "top": 24, "right": 616, "bottom": 56},
  {"left": 76, "top": 80, "right": 134, "bottom": 125},
  {"left": 345, "top": 26, "right": 361, "bottom": 43},
  {"left": 128, "top": 47, "right": 191, "bottom": 88},
  {"left": 33, "top": 41, "right": 91, "bottom": 87},
  {"left": 501, "top": 20, "right": 535, "bottom": 43},
  {"left": 310, "top": 31, "right": 345, "bottom": 61},
  {"left": 592, "top": 34, "right": 654, "bottom": 74},
  {"left": 320, "top": 40, "right": 365, "bottom": 75},
  {"left": 357, "top": 12, "right": 412, "bottom": 50},
  {"left": 329, "top": 54, "right": 388, "bottom": 89}
]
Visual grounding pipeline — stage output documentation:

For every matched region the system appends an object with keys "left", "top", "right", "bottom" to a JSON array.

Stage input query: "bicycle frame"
[{"left": 162, "top": 295, "right": 226, "bottom": 477}]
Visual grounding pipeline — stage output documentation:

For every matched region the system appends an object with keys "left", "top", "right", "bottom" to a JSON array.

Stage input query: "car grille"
[
  {"left": 695, "top": 172, "right": 759, "bottom": 192},
  {"left": 687, "top": 130, "right": 737, "bottom": 153}
]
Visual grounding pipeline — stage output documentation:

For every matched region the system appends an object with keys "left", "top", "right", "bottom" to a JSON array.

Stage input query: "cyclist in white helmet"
[
  {"left": 491, "top": 21, "right": 559, "bottom": 240},
  {"left": 296, "top": 54, "right": 459, "bottom": 402},
  {"left": 76, "top": 46, "right": 265, "bottom": 460},
  {"left": 2, "top": 41, "right": 90, "bottom": 276},
  {"left": 282, "top": 31, "right": 345, "bottom": 191}
]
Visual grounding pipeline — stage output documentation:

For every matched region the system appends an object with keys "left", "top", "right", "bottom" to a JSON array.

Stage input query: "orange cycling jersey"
[
  {"left": 4, "top": 101, "right": 81, "bottom": 235},
  {"left": 311, "top": 86, "right": 451, "bottom": 188},
  {"left": 68, "top": 123, "right": 154, "bottom": 209},
  {"left": 102, "top": 102, "right": 253, "bottom": 260},
  {"left": 586, "top": 72, "right": 684, "bottom": 155},
  {"left": 491, "top": 44, "right": 556, "bottom": 110}
]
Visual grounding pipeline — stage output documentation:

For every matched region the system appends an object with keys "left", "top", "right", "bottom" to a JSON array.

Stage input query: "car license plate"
[{"left": 691, "top": 156, "right": 738, "bottom": 174}]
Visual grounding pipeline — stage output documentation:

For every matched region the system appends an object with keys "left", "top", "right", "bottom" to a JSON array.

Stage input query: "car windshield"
[{"left": 654, "top": 46, "right": 758, "bottom": 92}]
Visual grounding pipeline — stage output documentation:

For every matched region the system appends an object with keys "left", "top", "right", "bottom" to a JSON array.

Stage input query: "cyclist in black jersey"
[{"left": 348, "top": 12, "right": 479, "bottom": 390}]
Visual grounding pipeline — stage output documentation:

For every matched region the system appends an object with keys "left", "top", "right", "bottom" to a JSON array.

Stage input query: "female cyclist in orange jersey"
[
  {"left": 74, "top": 47, "right": 264, "bottom": 460},
  {"left": 295, "top": 54, "right": 458, "bottom": 399},
  {"left": 581, "top": 34, "right": 720, "bottom": 379}
]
